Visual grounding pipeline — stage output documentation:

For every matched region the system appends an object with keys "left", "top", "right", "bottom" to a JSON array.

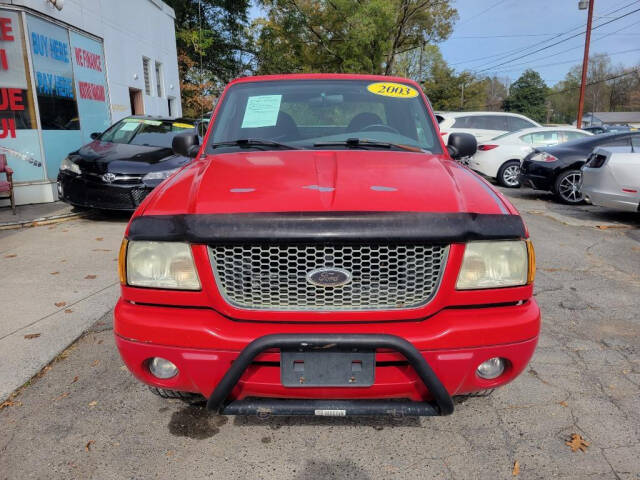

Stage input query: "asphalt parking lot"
[{"left": 1, "top": 189, "right": 639, "bottom": 480}]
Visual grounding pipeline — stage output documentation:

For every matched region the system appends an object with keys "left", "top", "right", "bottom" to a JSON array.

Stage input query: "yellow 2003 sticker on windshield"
[{"left": 367, "top": 82, "right": 419, "bottom": 99}]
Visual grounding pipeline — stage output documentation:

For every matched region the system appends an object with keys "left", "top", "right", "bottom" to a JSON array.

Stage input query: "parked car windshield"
[
  {"left": 208, "top": 80, "right": 443, "bottom": 153},
  {"left": 99, "top": 118, "right": 195, "bottom": 148}
]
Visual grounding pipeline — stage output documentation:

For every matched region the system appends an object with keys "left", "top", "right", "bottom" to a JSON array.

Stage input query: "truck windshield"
[{"left": 207, "top": 80, "right": 442, "bottom": 154}]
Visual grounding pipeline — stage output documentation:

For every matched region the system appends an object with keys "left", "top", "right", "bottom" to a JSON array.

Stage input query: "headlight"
[
  {"left": 142, "top": 168, "right": 179, "bottom": 182},
  {"left": 125, "top": 241, "right": 200, "bottom": 290},
  {"left": 456, "top": 240, "right": 534, "bottom": 290},
  {"left": 529, "top": 152, "right": 558, "bottom": 163},
  {"left": 60, "top": 156, "right": 81, "bottom": 174}
]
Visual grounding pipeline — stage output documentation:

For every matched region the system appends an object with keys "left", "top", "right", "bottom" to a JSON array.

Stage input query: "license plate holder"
[{"left": 281, "top": 350, "right": 375, "bottom": 387}]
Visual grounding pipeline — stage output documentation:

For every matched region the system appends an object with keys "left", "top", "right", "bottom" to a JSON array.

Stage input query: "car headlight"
[
  {"left": 142, "top": 168, "right": 179, "bottom": 182},
  {"left": 123, "top": 240, "right": 200, "bottom": 290},
  {"left": 456, "top": 240, "right": 534, "bottom": 290},
  {"left": 529, "top": 152, "right": 558, "bottom": 163},
  {"left": 60, "top": 156, "right": 81, "bottom": 174}
]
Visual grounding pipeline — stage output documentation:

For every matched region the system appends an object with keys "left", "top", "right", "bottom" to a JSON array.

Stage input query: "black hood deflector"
[{"left": 127, "top": 212, "right": 526, "bottom": 244}]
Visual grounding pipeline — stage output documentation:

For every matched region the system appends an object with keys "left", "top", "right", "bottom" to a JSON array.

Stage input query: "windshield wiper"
[
  {"left": 210, "top": 138, "right": 301, "bottom": 150},
  {"left": 313, "top": 138, "right": 425, "bottom": 153}
]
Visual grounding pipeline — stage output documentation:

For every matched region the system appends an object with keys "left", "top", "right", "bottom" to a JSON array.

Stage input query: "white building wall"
[{"left": 3, "top": 0, "right": 182, "bottom": 120}]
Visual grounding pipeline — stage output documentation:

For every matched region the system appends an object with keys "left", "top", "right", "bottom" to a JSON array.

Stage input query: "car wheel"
[
  {"left": 148, "top": 386, "right": 205, "bottom": 404},
  {"left": 554, "top": 169, "right": 584, "bottom": 204},
  {"left": 497, "top": 160, "right": 521, "bottom": 188}
]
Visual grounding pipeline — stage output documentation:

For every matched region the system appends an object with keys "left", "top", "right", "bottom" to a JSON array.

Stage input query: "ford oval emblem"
[
  {"left": 102, "top": 173, "right": 116, "bottom": 183},
  {"left": 306, "top": 267, "right": 352, "bottom": 287}
]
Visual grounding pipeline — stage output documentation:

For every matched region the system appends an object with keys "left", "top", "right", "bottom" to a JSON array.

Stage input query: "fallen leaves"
[
  {"left": 559, "top": 401, "right": 568, "bottom": 407},
  {"left": 0, "top": 399, "right": 22, "bottom": 410},
  {"left": 95, "top": 237, "right": 103, "bottom": 241},
  {"left": 50, "top": 271, "right": 60, "bottom": 275},
  {"left": 55, "top": 391, "right": 70, "bottom": 401},
  {"left": 84, "top": 274, "right": 97, "bottom": 280},
  {"left": 71, "top": 376, "right": 79, "bottom": 384},
  {"left": 91, "top": 359, "right": 100, "bottom": 367},
  {"left": 88, "top": 401, "right": 98, "bottom": 407},
  {"left": 64, "top": 309, "right": 73, "bottom": 314},
  {"left": 566, "top": 433, "right": 589, "bottom": 452},
  {"left": 54, "top": 301, "right": 67, "bottom": 308},
  {"left": 512, "top": 460, "right": 520, "bottom": 476},
  {"left": 85, "top": 440, "right": 95, "bottom": 451},
  {"left": 4, "top": 254, "right": 17, "bottom": 258},
  {"left": 24, "top": 333, "right": 41, "bottom": 340}
]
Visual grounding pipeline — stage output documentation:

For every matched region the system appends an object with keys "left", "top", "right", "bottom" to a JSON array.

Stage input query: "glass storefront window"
[
  {"left": 0, "top": 9, "right": 44, "bottom": 182},
  {"left": 1, "top": 8, "right": 111, "bottom": 188},
  {"left": 27, "top": 15, "right": 79, "bottom": 131}
]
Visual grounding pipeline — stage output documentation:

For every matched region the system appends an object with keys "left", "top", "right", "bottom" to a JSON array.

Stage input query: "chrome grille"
[{"left": 209, "top": 244, "right": 448, "bottom": 311}]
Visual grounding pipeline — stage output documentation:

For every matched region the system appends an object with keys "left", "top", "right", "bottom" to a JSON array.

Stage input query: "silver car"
[{"left": 581, "top": 146, "right": 640, "bottom": 212}]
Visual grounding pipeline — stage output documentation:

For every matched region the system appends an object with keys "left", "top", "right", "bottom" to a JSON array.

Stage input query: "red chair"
[{"left": 0, "top": 154, "right": 16, "bottom": 214}]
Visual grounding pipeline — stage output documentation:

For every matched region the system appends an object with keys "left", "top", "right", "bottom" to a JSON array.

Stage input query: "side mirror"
[
  {"left": 447, "top": 132, "right": 477, "bottom": 159},
  {"left": 90, "top": 132, "right": 100, "bottom": 140},
  {"left": 172, "top": 132, "right": 200, "bottom": 158}
]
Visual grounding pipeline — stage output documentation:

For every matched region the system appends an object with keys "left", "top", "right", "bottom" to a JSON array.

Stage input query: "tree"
[
  {"left": 483, "top": 76, "right": 509, "bottom": 111},
  {"left": 421, "top": 46, "right": 486, "bottom": 110},
  {"left": 502, "top": 69, "right": 548, "bottom": 123},
  {"left": 163, "top": 0, "right": 251, "bottom": 117},
  {"left": 252, "top": 0, "right": 457, "bottom": 75},
  {"left": 547, "top": 53, "right": 640, "bottom": 124}
]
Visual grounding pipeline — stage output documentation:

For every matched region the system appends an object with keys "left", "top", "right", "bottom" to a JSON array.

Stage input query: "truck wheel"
[
  {"left": 148, "top": 386, "right": 205, "bottom": 404},
  {"left": 554, "top": 169, "right": 584, "bottom": 204},
  {"left": 497, "top": 160, "right": 521, "bottom": 188}
]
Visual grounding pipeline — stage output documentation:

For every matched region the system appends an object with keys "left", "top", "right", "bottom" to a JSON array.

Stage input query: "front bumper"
[
  {"left": 57, "top": 172, "right": 152, "bottom": 211},
  {"left": 114, "top": 299, "right": 540, "bottom": 415}
]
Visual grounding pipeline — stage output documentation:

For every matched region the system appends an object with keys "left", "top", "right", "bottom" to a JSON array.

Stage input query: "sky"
[{"left": 248, "top": 0, "right": 640, "bottom": 86}]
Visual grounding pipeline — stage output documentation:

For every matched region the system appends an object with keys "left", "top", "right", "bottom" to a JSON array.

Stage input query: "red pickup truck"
[{"left": 115, "top": 74, "right": 539, "bottom": 417}]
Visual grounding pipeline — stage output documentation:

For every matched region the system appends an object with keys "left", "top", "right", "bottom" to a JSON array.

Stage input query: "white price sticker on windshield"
[{"left": 241, "top": 95, "right": 282, "bottom": 128}]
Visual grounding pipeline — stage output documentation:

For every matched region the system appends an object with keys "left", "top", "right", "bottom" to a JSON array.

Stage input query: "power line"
[
  {"left": 475, "top": 6, "right": 640, "bottom": 73},
  {"left": 449, "top": 0, "right": 640, "bottom": 67},
  {"left": 546, "top": 68, "right": 640, "bottom": 97},
  {"left": 485, "top": 18, "right": 640, "bottom": 74},
  {"left": 455, "top": 0, "right": 511, "bottom": 28},
  {"left": 488, "top": 47, "right": 640, "bottom": 75}
]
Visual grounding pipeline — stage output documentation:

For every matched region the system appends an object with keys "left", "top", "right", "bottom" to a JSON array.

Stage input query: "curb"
[{"left": 0, "top": 211, "right": 85, "bottom": 231}]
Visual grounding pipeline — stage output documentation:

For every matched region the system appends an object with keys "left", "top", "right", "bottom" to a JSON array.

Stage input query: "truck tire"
[{"left": 148, "top": 386, "right": 205, "bottom": 404}]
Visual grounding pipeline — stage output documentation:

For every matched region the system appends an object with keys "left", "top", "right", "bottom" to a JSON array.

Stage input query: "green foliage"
[
  {"left": 503, "top": 70, "right": 548, "bottom": 123},
  {"left": 253, "top": 0, "right": 457, "bottom": 75},
  {"left": 163, "top": 0, "right": 251, "bottom": 117},
  {"left": 421, "top": 46, "right": 486, "bottom": 110}
]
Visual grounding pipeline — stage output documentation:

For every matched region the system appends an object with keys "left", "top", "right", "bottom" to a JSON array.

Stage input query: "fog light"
[
  {"left": 148, "top": 357, "right": 178, "bottom": 379},
  {"left": 476, "top": 357, "right": 505, "bottom": 380}
]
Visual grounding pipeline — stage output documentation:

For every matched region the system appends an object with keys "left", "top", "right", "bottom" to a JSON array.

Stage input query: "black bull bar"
[{"left": 206, "top": 334, "right": 455, "bottom": 416}]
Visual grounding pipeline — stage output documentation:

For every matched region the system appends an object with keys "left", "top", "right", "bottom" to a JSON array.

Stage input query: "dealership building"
[{"left": 0, "top": 0, "right": 182, "bottom": 206}]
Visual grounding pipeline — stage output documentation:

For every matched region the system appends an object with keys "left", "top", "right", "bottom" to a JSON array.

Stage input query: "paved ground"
[
  {"left": 0, "top": 201, "right": 81, "bottom": 229},
  {"left": 1, "top": 190, "right": 639, "bottom": 480},
  {"left": 0, "top": 210, "right": 128, "bottom": 402}
]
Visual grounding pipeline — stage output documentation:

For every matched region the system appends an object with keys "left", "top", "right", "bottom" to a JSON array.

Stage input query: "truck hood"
[{"left": 141, "top": 150, "right": 512, "bottom": 216}]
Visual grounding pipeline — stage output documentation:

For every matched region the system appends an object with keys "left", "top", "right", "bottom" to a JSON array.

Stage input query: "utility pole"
[{"left": 576, "top": 0, "right": 595, "bottom": 128}]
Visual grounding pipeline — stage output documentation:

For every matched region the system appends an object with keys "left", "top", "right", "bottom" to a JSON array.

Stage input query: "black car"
[
  {"left": 582, "top": 126, "right": 607, "bottom": 135},
  {"left": 520, "top": 131, "right": 640, "bottom": 204},
  {"left": 57, "top": 116, "right": 196, "bottom": 211}
]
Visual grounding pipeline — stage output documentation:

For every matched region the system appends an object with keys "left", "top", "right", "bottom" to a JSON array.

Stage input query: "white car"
[
  {"left": 581, "top": 146, "right": 640, "bottom": 212},
  {"left": 468, "top": 127, "right": 593, "bottom": 187},
  {"left": 435, "top": 111, "right": 541, "bottom": 144}
]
